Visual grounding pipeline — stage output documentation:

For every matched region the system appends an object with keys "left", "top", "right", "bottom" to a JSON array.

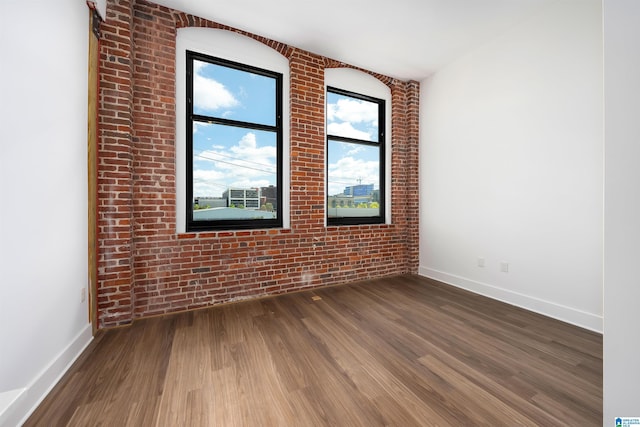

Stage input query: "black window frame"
[
  {"left": 326, "top": 86, "right": 385, "bottom": 226},
  {"left": 186, "top": 50, "right": 283, "bottom": 232}
]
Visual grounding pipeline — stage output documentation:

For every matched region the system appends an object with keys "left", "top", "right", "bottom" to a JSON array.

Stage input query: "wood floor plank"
[{"left": 24, "top": 275, "right": 602, "bottom": 426}]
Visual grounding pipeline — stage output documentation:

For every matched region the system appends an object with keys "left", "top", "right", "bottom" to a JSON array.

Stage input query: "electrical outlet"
[
  {"left": 500, "top": 262, "right": 509, "bottom": 273},
  {"left": 477, "top": 257, "right": 485, "bottom": 267},
  {"left": 81, "top": 288, "right": 86, "bottom": 302}
]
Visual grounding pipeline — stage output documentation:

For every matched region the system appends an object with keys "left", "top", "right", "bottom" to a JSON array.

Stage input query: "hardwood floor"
[{"left": 25, "top": 275, "right": 602, "bottom": 426}]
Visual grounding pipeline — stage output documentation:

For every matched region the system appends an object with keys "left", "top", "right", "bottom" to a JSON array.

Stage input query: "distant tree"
[
  {"left": 265, "top": 202, "right": 274, "bottom": 212},
  {"left": 357, "top": 203, "right": 368, "bottom": 208},
  {"left": 369, "top": 202, "right": 379, "bottom": 208},
  {"left": 230, "top": 203, "right": 236, "bottom": 208},
  {"left": 238, "top": 204, "right": 244, "bottom": 209},
  {"left": 194, "top": 204, "right": 200, "bottom": 210}
]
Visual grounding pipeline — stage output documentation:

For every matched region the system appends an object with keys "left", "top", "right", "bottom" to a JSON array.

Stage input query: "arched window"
[
  {"left": 325, "top": 68, "right": 391, "bottom": 225},
  {"left": 176, "top": 28, "right": 290, "bottom": 232}
]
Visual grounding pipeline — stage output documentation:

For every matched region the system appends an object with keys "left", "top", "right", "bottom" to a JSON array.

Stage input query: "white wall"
[
  {"left": 0, "top": 0, "right": 93, "bottom": 424},
  {"left": 94, "top": 0, "right": 107, "bottom": 20},
  {"left": 419, "top": 0, "right": 603, "bottom": 331},
  {"left": 603, "top": 0, "right": 640, "bottom": 421}
]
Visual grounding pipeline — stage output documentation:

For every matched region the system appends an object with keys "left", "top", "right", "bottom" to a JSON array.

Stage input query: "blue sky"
[
  {"left": 192, "top": 60, "right": 277, "bottom": 198},
  {"left": 326, "top": 92, "right": 380, "bottom": 197},
  {"left": 191, "top": 59, "right": 380, "bottom": 199}
]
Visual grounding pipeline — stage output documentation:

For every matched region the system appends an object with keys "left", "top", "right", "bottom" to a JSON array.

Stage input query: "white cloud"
[
  {"left": 224, "top": 133, "right": 277, "bottom": 176},
  {"left": 327, "top": 156, "right": 379, "bottom": 196},
  {"left": 327, "top": 98, "right": 378, "bottom": 125},
  {"left": 230, "top": 178, "right": 272, "bottom": 189},
  {"left": 193, "top": 168, "right": 227, "bottom": 197},
  {"left": 327, "top": 122, "right": 372, "bottom": 141},
  {"left": 237, "top": 132, "right": 258, "bottom": 148},
  {"left": 193, "top": 61, "right": 239, "bottom": 113},
  {"left": 193, "top": 60, "right": 206, "bottom": 74},
  {"left": 193, "top": 132, "right": 277, "bottom": 197},
  {"left": 193, "top": 122, "right": 208, "bottom": 134},
  {"left": 327, "top": 97, "right": 378, "bottom": 141},
  {"left": 346, "top": 145, "right": 364, "bottom": 156}
]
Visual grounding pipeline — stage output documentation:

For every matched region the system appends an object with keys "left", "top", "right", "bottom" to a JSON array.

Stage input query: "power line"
[
  {"left": 195, "top": 147, "right": 276, "bottom": 169},
  {"left": 194, "top": 152, "right": 276, "bottom": 175}
]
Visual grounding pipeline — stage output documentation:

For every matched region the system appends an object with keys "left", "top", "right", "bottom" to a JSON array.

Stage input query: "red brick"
[{"left": 97, "top": 0, "right": 419, "bottom": 329}]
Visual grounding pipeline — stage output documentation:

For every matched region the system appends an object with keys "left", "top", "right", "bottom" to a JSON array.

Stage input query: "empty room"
[{"left": 1, "top": 0, "right": 638, "bottom": 425}]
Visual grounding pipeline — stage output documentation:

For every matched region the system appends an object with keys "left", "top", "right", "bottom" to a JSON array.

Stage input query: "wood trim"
[{"left": 87, "top": 7, "right": 100, "bottom": 334}]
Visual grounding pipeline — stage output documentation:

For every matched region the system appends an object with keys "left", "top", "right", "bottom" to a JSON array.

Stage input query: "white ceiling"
[{"left": 152, "top": 0, "right": 556, "bottom": 81}]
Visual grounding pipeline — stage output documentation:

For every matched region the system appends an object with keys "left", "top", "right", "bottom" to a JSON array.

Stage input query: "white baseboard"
[
  {"left": 419, "top": 266, "right": 603, "bottom": 333},
  {"left": 0, "top": 389, "right": 27, "bottom": 426},
  {"left": 0, "top": 324, "right": 93, "bottom": 427}
]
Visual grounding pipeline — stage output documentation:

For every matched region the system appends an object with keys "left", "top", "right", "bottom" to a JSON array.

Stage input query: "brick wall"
[{"left": 98, "top": 0, "right": 420, "bottom": 328}]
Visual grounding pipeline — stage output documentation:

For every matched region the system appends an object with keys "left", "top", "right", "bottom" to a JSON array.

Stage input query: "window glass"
[
  {"left": 187, "top": 52, "right": 282, "bottom": 230},
  {"left": 326, "top": 88, "right": 384, "bottom": 224},
  {"left": 326, "top": 91, "right": 378, "bottom": 142},
  {"left": 327, "top": 140, "right": 380, "bottom": 217},
  {"left": 193, "top": 59, "right": 276, "bottom": 126}
]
